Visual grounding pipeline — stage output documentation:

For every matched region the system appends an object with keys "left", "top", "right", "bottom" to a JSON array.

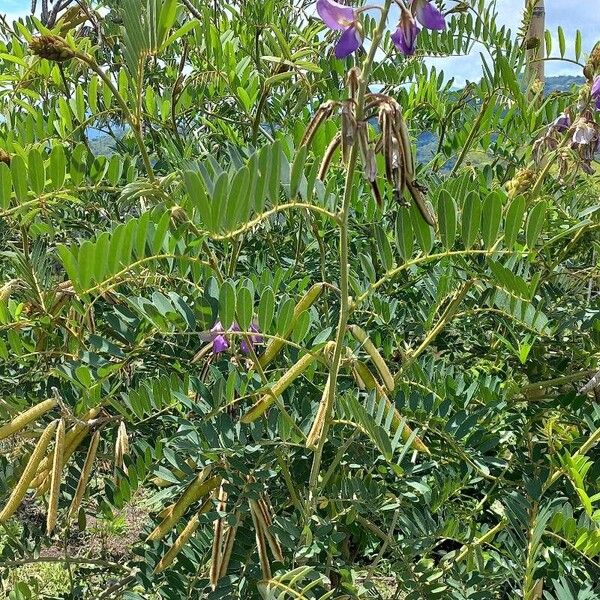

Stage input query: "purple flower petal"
[
  {"left": 572, "top": 121, "right": 596, "bottom": 145},
  {"left": 334, "top": 24, "right": 361, "bottom": 58},
  {"left": 391, "top": 11, "right": 420, "bottom": 56},
  {"left": 592, "top": 76, "right": 600, "bottom": 100},
  {"left": 212, "top": 334, "right": 229, "bottom": 353},
  {"left": 317, "top": 0, "right": 356, "bottom": 30},
  {"left": 210, "top": 320, "right": 225, "bottom": 335},
  {"left": 412, "top": 0, "right": 446, "bottom": 30},
  {"left": 550, "top": 112, "right": 571, "bottom": 133}
]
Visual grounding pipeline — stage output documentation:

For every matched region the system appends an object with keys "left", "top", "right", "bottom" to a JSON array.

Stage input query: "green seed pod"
[
  {"left": 68, "top": 430, "right": 101, "bottom": 520},
  {"left": 0, "top": 399, "right": 57, "bottom": 442},
  {"left": 0, "top": 420, "right": 58, "bottom": 523},
  {"left": 241, "top": 352, "right": 319, "bottom": 423},
  {"left": 352, "top": 361, "right": 429, "bottom": 454},
  {"left": 147, "top": 471, "right": 221, "bottom": 541},
  {"left": 348, "top": 325, "right": 395, "bottom": 393},
  {"left": 47, "top": 419, "right": 66, "bottom": 534},
  {"left": 306, "top": 374, "right": 332, "bottom": 451},
  {"left": 259, "top": 283, "right": 325, "bottom": 367},
  {"left": 154, "top": 497, "right": 212, "bottom": 574}
]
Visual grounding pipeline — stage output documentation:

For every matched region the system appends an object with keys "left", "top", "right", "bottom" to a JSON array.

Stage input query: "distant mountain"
[{"left": 544, "top": 75, "right": 585, "bottom": 93}]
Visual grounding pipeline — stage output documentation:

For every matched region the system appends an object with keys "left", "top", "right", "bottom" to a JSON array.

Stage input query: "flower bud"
[{"left": 29, "top": 35, "right": 75, "bottom": 62}]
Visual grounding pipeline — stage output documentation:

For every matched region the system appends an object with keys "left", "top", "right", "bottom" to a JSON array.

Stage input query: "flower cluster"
[
  {"left": 316, "top": 0, "right": 446, "bottom": 59},
  {"left": 206, "top": 321, "right": 263, "bottom": 355},
  {"left": 533, "top": 73, "right": 600, "bottom": 179}
]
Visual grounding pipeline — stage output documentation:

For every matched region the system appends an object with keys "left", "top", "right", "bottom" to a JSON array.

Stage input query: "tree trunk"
[{"left": 525, "top": 0, "right": 546, "bottom": 87}]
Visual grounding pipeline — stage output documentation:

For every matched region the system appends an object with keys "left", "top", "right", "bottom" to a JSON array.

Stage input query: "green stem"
[
  {"left": 304, "top": 0, "right": 394, "bottom": 531},
  {"left": 74, "top": 51, "right": 155, "bottom": 183}
]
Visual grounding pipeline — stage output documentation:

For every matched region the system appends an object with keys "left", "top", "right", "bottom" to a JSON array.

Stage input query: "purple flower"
[
  {"left": 572, "top": 118, "right": 597, "bottom": 145},
  {"left": 209, "top": 321, "right": 229, "bottom": 354},
  {"left": 238, "top": 322, "right": 263, "bottom": 355},
  {"left": 550, "top": 112, "right": 571, "bottom": 133},
  {"left": 317, "top": 0, "right": 362, "bottom": 58},
  {"left": 591, "top": 76, "right": 600, "bottom": 110},
  {"left": 204, "top": 321, "right": 263, "bottom": 355},
  {"left": 411, "top": 0, "right": 446, "bottom": 30},
  {"left": 392, "top": 7, "right": 420, "bottom": 56}
]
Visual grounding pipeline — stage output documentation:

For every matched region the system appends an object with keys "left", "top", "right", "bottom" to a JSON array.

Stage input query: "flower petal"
[
  {"left": 317, "top": 0, "right": 355, "bottom": 30},
  {"left": 334, "top": 25, "right": 362, "bottom": 58},
  {"left": 391, "top": 13, "right": 420, "bottom": 56},
  {"left": 592, "top": 76, "right": 600, "bottom": 99},
  {"left": 212, "top": 334, "right": 229, "bottom": 353},
  {"left": 413, "top": 0, "right": 446, "bottom": 30}
]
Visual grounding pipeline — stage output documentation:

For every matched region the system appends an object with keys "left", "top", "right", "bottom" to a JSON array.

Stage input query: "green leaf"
[
  {"left": 395, "top": 210, "right": 413, "bottom": 260},
  {"left": 437, "top": 190, "right": 457, "bottom": 250},
  {"left": 219, "top": 280, "right": 237, "bottom": 329},
  {"left": 374, "top": 224, "right": 394, "bottom": 270},
  {"left": 276, "top": 296, "right": 295, "bottom": 336},
  {"left": 11, "top": 154, "right": 28, "bottom": 203},
  {"left": 49, "top": 144, "right": 65, "bottom": 190},
  {"left": 504, "top": 195, "right": 526, "bottom": 249},
  {"left": 236, "top": 284, "right": 254, "bottom": 330},
  {"left": 258, "top": 287, "right": 275, "bottom": 333},
  {"left": 461, "top": 191, "right": 481, "bottom": 248},
  {"left": 0, "top": 162, "right": 12, "bottom": 210},
  {"left": 526, "top": 200, "right": 547, "bottom": 248},
  {"left": 481, "top": 191, "right": 502, "bottom": 248},
  {"left": 409, "top": 203, "right": 433, "bottom": 254}
]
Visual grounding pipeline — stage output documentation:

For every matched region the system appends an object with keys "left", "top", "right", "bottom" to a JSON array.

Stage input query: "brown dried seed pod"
[
  {"left": 318, "top": 133, "right": 342, "bottom": 181},
  {"left": 405, "top": 179, "right": 436, "bottom": 227},
  {"left": 209, "top": 484, "right": 228, "bottom": 589},
  {"left": 249, "top": 499, "right": 272, "bottom": 580},
  {"left": 218, "top": 509, "right": 242, "bottom": 578},
  {"left": 0, "top": 420, "right": 58, "bottom": 523},
  {"left": 341, "top": 101, "right": 357, "bottom": 164},
  {"left": 47, "top": 418, "right": 66, "bottom": 534},
  {"left": 0, "top": 149, "right": 11, "bottom": 166},
  {"left": 68, "top": 430, "right": 101, "bottom": 520},
  {"left": 300, "top": 101, "right": 336, "bottom": 148},
  {"left": 0, "top": 399, "right": 57, "bottom": 442},
  {"left": 114, "top": 421, "right": 129, "bottom": 476}
]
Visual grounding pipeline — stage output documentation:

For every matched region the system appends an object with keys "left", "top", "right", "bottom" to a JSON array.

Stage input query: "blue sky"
[{"left": 0, "top": 0, "right": 596, "bottom": 85}]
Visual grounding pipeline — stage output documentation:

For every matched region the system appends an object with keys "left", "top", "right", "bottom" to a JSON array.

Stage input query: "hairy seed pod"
[
  {"left": 348, "top": 325, "right": 395, "bottom": 393},
  {"left": 219, "top": 509, "right": 242, "bottom": 578},
  {"left": 306, "top": 375, "right": 332, "bottom": 450},
  {"left": 68, "top": 430, "right": 100, "bottom": 520},
  {"left": 395, "top": 109, "right": 414, "bottom": 179},
  {"left": 0, "top": 420, "right": 58, "bottom": 523},
  {"left": 249, "top": 499, "right": 272, "bottom": 580},
  {"left": 209, "top": 484, "right": 228, "bottom": 589},
  {"left": 33, "top": 426, "right": 90, "bottom": 495},
  {"left": 30, "top": 407, "right": 101, "bottom": 492},
  {"left": 318, "top": 133, "right": 341, "bottom": 181},
  {"left": 340, "top": 101, "right": 357, "bottom": 164},
  {"left": 114, "top": 421, "right": 129, "bottom": 475},
  {"left": 405, "top": 179, "right": 436, "bottom": 227},
  {"left": 255, "top": 498, "right": 283, "bottom": 561},
  {"left": 242, "top": 352, "right": 319, "bottom": 423},
  {"left": 352, "top": 361, "right": 429, "bottom": 454},
  {"left": 147, "top": 471, "right": 221, "bottom": 541},
  {"left": 154, "top": 497, "right": 211, "bottom": 574},
  {"left": 0, "top": 399, "right": 57, "bottom": 442},
  {"left": 259, "top": 283, "right": 325, "bottom": 367},
  {"left": 300, "top": 100, "right": 336, "bottom": 147},
  {"left": 47, "top": 418, "right": 66, "bottom": 534}
]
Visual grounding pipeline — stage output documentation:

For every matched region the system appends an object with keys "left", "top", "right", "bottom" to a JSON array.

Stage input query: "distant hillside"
[
  {"left": 85, "top": 77, "right": 584, "bottom": 162},
  {"left": 416, "top": 75, "right": 584, "bottom": 165}
]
